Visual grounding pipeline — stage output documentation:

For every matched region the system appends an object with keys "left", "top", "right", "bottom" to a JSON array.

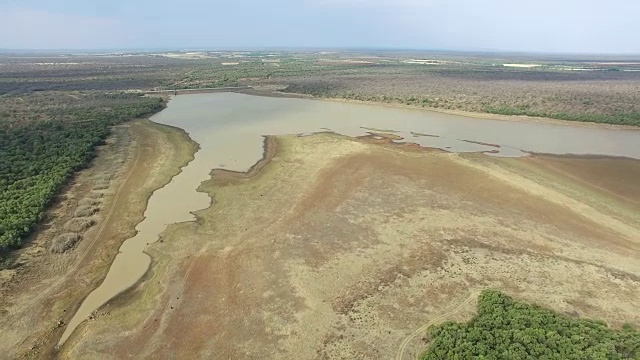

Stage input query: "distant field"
[
  {"left": 1, "top": 51, "right": 640, "bottom": 125},
  {"left": 1, "top": 50, "right": 639, "bottom": 255}
]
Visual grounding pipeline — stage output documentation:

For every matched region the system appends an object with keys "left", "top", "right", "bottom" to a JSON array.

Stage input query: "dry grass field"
[{"left": 59, "top": 133, "right": 640, "bottom": 359}]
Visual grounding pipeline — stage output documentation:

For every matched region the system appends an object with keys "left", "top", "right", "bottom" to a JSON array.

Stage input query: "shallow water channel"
[{"left": 59, "top": 93, "right": 640, "bottom": 345}]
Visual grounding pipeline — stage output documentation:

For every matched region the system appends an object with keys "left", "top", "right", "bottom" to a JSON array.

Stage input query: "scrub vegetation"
[
  {"left": 422, "top": 290, "right": 640, "bottom": 359},
  {"left": 49, "top": 233, "right": 82, "bottom": 254},
  {"left": 63, "top": 218, "right": 96, "bottom": 233},
  {"left": 2, "top": 51, "right": 639, "bottom": 125},
  {"left": 0, "top": 91, "right": 164, "bottom": 255}
]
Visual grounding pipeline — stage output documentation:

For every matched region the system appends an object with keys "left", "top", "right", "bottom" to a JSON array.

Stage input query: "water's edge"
[
  {"left": 57, "top": 92, "right": 640, "bottom": 347},
  {"left": 58, "top": 120, "right": 207, "bottom": 346}
]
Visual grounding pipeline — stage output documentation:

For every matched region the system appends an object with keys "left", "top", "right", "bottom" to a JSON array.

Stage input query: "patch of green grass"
[{"left": 422, "top": 290, "right": 640, "bottom": 359}]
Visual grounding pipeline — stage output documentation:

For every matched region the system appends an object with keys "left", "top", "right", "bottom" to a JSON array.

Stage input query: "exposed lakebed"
[{"left": 59, "top": 93, "right": 640, "bottom": 345}]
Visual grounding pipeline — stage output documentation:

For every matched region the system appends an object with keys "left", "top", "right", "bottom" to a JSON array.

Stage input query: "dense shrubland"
[
  {"left": 0, "top": 92, "right": 164, "bottom": 254},
  {"left": 422, "top": 290, "right": 640, "bottom": 359},
  {"left": 275, "top": 70, "right": 640, "bottom": 126}
]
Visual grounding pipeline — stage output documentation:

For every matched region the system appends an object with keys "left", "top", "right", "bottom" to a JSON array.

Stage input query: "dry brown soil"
[
  {"left": 59, "top": 133, "right": 640, "bottom": 359},
  {"left": 0, "top": 120, "right": 197, "bottom": 359}
]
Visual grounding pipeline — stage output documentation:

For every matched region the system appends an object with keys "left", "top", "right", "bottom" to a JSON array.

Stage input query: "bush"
[
  {"left": 78, "top": 198, "right": 102, "bottom": 207},
  {"left": 93, "top": 179, "right": 110, "bottom": 190},
  {"left": 73, "top": 206, "right": 98, "bottom": 218},
  {"left": 88, "top": 191, "right": 106, "bottom": 199},
  {"left": 93, "top": 173, "right": 113, "bottom": 181},
  {"left": 63, "top": 218, "right": 96, "bottom": 232},
  {"left": 50, "top": 233, "right": 81, "bottom": 253}
]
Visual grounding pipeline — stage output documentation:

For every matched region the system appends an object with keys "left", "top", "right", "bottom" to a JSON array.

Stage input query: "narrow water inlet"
[
  {"left": 58, "top": 141, "right": 212, "bottom": 345},
  {"left": 57, "top": 92, "right": 640, "bottom": 346}
]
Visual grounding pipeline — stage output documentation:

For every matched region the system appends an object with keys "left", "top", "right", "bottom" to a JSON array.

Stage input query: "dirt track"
[
  {"left": 0, "top": 120, "right": 197, "bottom": 359},
  {"left": 59, "top": 133, "right": 640, "bottom": 359}
]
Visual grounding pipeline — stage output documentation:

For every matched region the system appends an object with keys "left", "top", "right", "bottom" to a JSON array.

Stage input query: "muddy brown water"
[{"left": 59, "top": 93, "right": 640, "bottom": 345}]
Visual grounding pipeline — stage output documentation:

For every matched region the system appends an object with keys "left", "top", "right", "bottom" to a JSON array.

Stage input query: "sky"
[{"left": 0, "top": 0, "right": 638, "bottom": 53}]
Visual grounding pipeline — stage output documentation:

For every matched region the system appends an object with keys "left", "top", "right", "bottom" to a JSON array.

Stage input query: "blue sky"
[{"left": 1, "top": 0, "right": 638, "bottom": 53}]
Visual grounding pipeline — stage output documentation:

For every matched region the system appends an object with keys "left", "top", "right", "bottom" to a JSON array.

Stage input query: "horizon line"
[{"left": 1, "top": 46, "right": 640, "bottom": 57}]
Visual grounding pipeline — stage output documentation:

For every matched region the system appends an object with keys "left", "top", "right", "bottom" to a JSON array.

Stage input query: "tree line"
[{"left": 0, "top": 93, "right": 164, "bottom": 255}]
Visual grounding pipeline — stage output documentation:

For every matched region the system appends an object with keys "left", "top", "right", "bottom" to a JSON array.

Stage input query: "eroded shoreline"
[
  {"left": 0, "top": 119, "right": 198, "bottom": 359},
  {"left": 57, "top": 120, "right": 202, "bottom": 347},
  {"left": 59, "top": 129, "right": 640, "bottom": 358},
  {"left": 238, "top": 88, "right": 640, "bottom": 131},
  {"left": 57, "top": 92, "right": 640, "bottom": 357}
]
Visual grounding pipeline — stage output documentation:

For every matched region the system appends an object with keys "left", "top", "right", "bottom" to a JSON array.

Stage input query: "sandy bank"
[{"left": 0, "top": 120, "right": 198, "bottom": 359}]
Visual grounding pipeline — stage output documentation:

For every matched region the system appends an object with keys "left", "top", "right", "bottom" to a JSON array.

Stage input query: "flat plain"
[{"left": 1, "top": 50, "right": 640, "bottom": 359}]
